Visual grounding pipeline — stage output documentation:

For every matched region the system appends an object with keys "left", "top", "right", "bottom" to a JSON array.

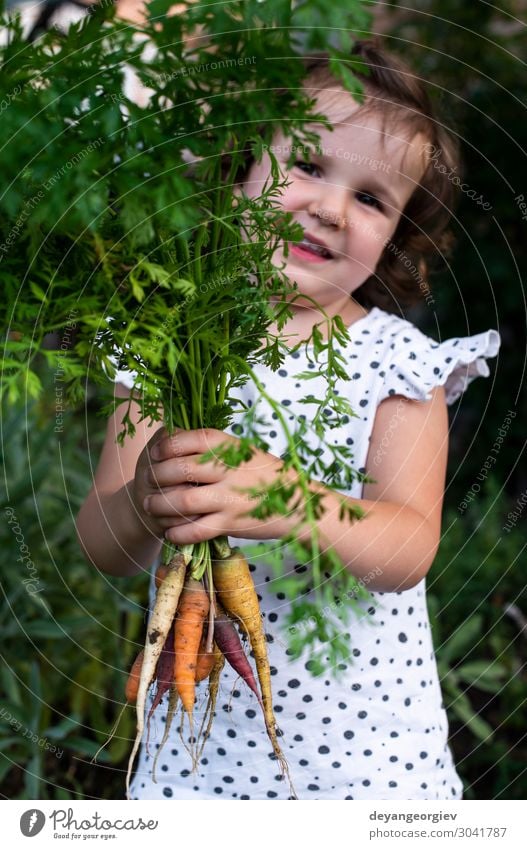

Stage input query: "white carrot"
[{"left": 125, "top": 551, "right": 186, "bottom": 799}]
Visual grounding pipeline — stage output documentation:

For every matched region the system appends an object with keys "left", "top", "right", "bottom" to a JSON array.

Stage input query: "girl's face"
[{"left": 239, "top": 97, "right": 428, "bottom": 326}]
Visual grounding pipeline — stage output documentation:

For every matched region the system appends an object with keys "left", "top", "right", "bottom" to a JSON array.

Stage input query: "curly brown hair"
[
  {"left": 223, "top": 38, "right": 461, "bottom": 314},
  {"left": 303, "top": 41, "right": 461, "bottom": 312}
]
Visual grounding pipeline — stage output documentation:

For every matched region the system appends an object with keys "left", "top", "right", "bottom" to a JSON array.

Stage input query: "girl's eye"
[
  {"left": 357, "top": 190, "right": 382, "bottom": 210},
  {"left": 293, "top": 160, "right": 320, "bottom": 176}
]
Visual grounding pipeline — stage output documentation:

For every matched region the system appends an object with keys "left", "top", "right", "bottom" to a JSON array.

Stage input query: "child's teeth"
[{"left": 300, "top": 239, "right": 330, "bottom": 257}]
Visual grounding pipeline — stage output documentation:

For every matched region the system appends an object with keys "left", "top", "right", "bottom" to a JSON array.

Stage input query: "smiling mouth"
[{"left": 289, "top": 238, "right": 333, "bottom": 260}]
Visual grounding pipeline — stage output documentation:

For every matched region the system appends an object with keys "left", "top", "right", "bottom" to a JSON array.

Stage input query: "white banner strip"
[{"left": 3, "top": 799, "right": 523, "bottom": 848}]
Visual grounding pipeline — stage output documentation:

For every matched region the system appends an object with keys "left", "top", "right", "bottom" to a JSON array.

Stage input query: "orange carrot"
[
  {"left": 212, "top": 546, "right": 294, "bottom": 794},
  {"left": 196, "top": 644, "right": 225, "bottom": 762},
  {"left": 125, "top": 649, "right": 144, "bottom": 704},
  {"left": 154, "top": 563, "right": 169, "bottom": 590},
  {"left": 194, "top": 633, "right": 216, "bottom": 683},
  {"left": 173, "top": 576, "right": 210, "bottom": 717}
]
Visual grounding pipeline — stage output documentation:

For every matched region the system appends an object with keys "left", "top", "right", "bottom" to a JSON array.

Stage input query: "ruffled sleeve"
[
  {"left": 378, "top": 325, "right": 501, "bottom": 406},
  {"left": 105, "top": 353, "right": 138, "bottom": 389},
  {"left": 113, "top": 366, "right": 137, "bottom": 389}
]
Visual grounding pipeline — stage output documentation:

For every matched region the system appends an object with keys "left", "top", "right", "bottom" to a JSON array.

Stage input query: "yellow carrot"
[{"left": 212, "top": 546, "right": 295, "bottom": 795}]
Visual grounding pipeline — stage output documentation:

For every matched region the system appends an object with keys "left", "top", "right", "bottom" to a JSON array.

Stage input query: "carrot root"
[
  {"left": 146, "top": 627, "right": 175, "bottom": 755},
  {"left": 126, "top": 552, "right": 186, "bottom": 800},
  {"left": 196, "top": 644, "right": 225, "bottom": 765},
  {"left": 125, "top": 649, "right": 144, "bottom": 704},
  {"left": 212, "top": 547, "right": 296, "bottom": 797},
  {"left": 213, "top": 611, "right": 262, "bottom": 708},
  {"left": 152, "top": 684, "right": 179, "bottom": 784},
  {"left": 194, "top": 632, "right": 216, "bottom": 683},
  {"left": 173, "top": 575, "right": 210, "bottom": 768}
]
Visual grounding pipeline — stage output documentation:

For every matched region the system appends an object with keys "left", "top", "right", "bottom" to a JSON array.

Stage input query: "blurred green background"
[{"left": 1, "top": 0, "right": 526, "bottom": 800}]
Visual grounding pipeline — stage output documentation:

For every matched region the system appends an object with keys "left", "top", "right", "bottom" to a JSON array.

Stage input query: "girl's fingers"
[
  {"left": 164, "top": 515, "right": 227, "bottom": 545},
  {"left": 151, "top": 428, "right": 233, "bottom": 462},
  {"left": 148, "top": 455, "right": 225, "bottom": 488},
  {"left": 144, "top": 484, "right": 228, "bottom": 519},
  {"left": 157, "top": 514, "right": 203, "bottom": 529}
]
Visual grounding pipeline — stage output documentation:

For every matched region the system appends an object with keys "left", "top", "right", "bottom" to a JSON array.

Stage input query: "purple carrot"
[
  {"left": 214, "top": 612, "right": 263, "bottom": 709},
  {"left": 146, "top": 626, "right": 175, "bottom": 752}
]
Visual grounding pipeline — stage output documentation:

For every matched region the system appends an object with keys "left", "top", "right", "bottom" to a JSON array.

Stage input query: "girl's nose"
[{"left": 308, "top": 193, "right": 349, "bottom": 230}]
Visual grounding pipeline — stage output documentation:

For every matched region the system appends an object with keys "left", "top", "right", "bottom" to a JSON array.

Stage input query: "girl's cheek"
[{"left": 280, "top": 190, "right": 306, "bottom": 215}]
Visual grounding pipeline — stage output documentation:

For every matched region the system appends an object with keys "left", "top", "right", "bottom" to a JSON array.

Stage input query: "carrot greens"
[{"left": 1, "top": 0, "right": 375, "bottom": 785}]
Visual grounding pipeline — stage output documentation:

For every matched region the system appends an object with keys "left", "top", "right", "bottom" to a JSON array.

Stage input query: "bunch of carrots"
[{"left": 124, "top": 537, "right": 293, "bottom": 798}]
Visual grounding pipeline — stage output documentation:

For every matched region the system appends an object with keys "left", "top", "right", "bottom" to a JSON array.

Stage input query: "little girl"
[{"left": 77, "top": 40, "right": 500, "bottom": 800}]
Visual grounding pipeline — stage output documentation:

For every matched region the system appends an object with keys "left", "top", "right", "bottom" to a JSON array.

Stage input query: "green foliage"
[
  {"left": 0, "top": 367, "right": 146, "bottom": 798},
  {"left": 0, "top": 0, "right": 378, "bottom": 667},
  {"left": 385, "top": 0, "right": 526, "bottom": 504},
  {"left": 376, "top": 0, "right": 526, "bottom": 802},
  {"left": 429, "top": 476, "right": 526, "bottom": 799}
]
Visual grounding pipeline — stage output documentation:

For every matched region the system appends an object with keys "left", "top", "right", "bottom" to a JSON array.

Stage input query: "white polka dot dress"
[{"left": 111, "top": 306, "right": 500, "bottom": 800}]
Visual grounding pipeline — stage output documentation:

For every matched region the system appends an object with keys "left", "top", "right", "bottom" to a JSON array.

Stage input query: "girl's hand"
[
  {"left": 132, "top": 427, "right": 200, "bottom": 538},
  {"left": 139, "top": 427, "right": 294, "bottom": 544}
]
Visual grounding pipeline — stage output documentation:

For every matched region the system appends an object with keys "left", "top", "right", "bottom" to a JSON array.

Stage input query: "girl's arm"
[
  {"left": 144, "top": 386, "right": 448, "bottom": 593},
  {"left": 75, "top": 383, "right": 166, "bottom": 577},
  {"left": 294, "top": 386, "right": 449, "bottom": 592}
]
